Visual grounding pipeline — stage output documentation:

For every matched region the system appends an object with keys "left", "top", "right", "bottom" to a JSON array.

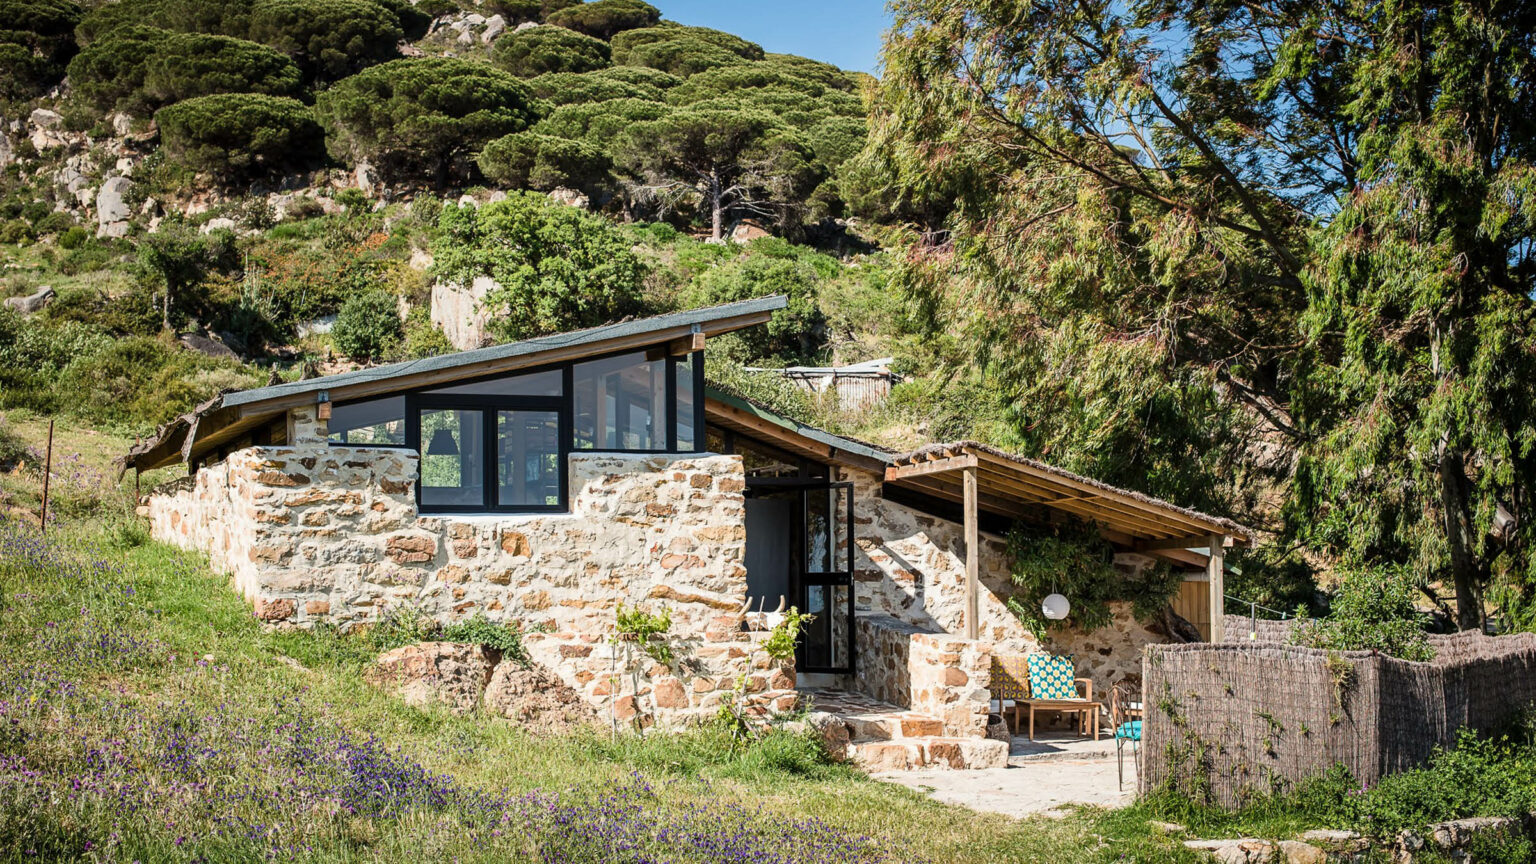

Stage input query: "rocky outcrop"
[
  {"left": 483, "top": 662, "right": 598, "bottom": 733},
  {"left": 4, "top": 286, "right": 54, "bottom": 315},
  {"left": 430, "top": 276, "right": 497, "bottom": 350},
  {"left": 367, "top": 641, "right": 496, "bottom": 714},
  {"left": 96, "top": 176, "right": 134, "bottom": 238}
]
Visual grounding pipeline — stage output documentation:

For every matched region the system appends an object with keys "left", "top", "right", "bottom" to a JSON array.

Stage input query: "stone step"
[
  {"left": 844, "top": 712, "right": 947, "bottom": 741},
  {"left": 850, "top": 736, "right": 1010, "bottom": 771}
]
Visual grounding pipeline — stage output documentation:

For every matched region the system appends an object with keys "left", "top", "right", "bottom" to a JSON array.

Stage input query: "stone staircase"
[{"left": 803, "top": 688, "right": 1010, "bottom": 771}]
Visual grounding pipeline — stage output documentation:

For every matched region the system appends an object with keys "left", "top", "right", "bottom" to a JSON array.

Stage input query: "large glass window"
[
  {"left": 573, "top": 352, "right": 668, "bottom": 450},
  {"left": 419, "top": 409, "right": 485, "bottom": 508},
  {"left": 498, "top": 410, "right": 561, "bottom": 508},
  {"left": 675, "top": 358, "right": 696, "bottom": 451},
  {"left": 328, "top": 396, "right": 405, "bottom": 445}
]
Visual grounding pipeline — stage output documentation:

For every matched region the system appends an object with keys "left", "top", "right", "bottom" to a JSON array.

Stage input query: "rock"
[
  {"left": 1184, "top": 839, "right": 1278, "bottom": 864},
  {"left": 547, "top": 186, "right": 589, "bottom": 209},
  {"left": 178, "top": 332, "right": 239, "bottom": 360},
  {"left": 98, "top": 220, "right": 130, "bottom": 239},
  {"left": 139, "top": 197, "right": 160, "bottom": 216},
  {"left": 1275, "top": 841, "right": 1325, "bottom": 864},
  {"left": 954, "top": 737, "right": 1009, "bottom": 769},
  {"left": 483, "top": 661, "right": 599, "bottom": 733},
  {"left": 481, "top": 13, "right": 506, "bottom": 42},
  {"left": 456, "top": 28, "right": 474, "bottom": 45},
  {"left": 367, "top": 641, "right": 494, "bottom": 714},
  {"left": 254, "top": 597, "right": 296, "bottom": 622},
  {"left": 355, "top": 161, "right": 378, "bottom": 197},
  {"left": 115, "top": 156, "right": 135, "bottom": 176},
  {"left": 457, "top": 194, "right": 478, "bottom": 208},
  {"left": 95, "top": 176, "right": 133, "bottom": 233},
  {"left": 804, "top": 711, "right": 851, "bottom": 761},
  {"left": 200, "top": 217, "right": 237, "bottom": 234},
  {"left": 1396, "top": 816, "right": 1525, "bottom": 862},
  {"left": 28, "top": 108, "right": 63, "bottom": 150},
  {"left": 4, "top": 285, "right": 54, "bottom": 315},
  {"left": 110, "top": 112, "right": 133, "bottom": 137},
  {"left": 29, "top": 108, "right": 61, "bottom": 129},
  {"left": 465, "top": 12, "right": 485, "bottom": 25},
  {"left": 515, "top": 20, "right": 538, "bottom": 33},
  {"left": 1148, "top": 821, "right": 1186, "bottom": 835},
  {"left": 729, "top": 218, "right": 772, "bottom": 242},
  {"left": 0, "top": 129, "right": 11, "bottom": 167}
]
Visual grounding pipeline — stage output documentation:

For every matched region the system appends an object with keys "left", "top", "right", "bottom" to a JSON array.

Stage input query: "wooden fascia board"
[{"left": 884, "top": 454, "right": 977, "bottom": 481}]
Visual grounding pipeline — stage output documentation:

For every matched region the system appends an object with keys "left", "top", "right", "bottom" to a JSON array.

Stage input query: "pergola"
[{"left": 884, "top": 442, "right": 1252, "bottom": 642}]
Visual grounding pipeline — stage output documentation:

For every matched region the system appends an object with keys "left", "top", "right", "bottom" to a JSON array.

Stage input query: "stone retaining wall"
[{"left": 853, "top": 614, "right": 991, "bottom": 737}]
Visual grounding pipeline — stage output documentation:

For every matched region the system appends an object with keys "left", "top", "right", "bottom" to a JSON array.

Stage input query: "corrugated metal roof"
[{"left": 222, "top": 295, "right": 788, "bottom": 408}]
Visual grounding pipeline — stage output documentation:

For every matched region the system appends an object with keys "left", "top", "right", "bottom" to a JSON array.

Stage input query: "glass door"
[{"left": 798, "top": 482, "right": 854, "bottom": 673}]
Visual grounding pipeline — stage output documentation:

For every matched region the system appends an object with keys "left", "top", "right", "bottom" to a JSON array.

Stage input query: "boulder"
[
  {"left": 4, "top": 285, "right": 54, "bottom": 315},
  {"left": 28, "top": 108, "right": 63, "bottom": 150},
  {"left": 95, "top": 176, "right": 133, "bottom": 235},
  {"left": 547, "top": 186, "right": 589, "bottom": 209},
  {"left": 355, "top": 161, "right": 378, "bottom": 197},
  {"left": 483, "top": 661, "right": 599, "bottom": 734},
  {"left": 366, "top": 641, "right": 495, "bottom": 714},
  {"left": 0, "top": 129, "right": 11, "bottom": 167},
  {"left": 98, "top": 220, "right": 130, "bottom": 239},
  {"left": 802, "top": 711, "right": 851, "bottom": 761},
  {"left": 110, "top": 112, "right": 133, "bottom": 137},
  {"left": 481, "top": 13, "right": 506, "bottom": 42},
  {"left": 200, "top": 217, "right": 237, "bottom": 234},
  {"left": 179, "top": 332, "right": 239, "bottom": 360},
  {"left": 1183, "top": 839, "right": 1279, "bottom": 864}
]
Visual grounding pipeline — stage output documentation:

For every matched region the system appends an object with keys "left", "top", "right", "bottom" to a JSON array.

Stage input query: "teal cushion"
[
  {"left": 1116, "top": 720, "right": 1142, "bottom": 740},
  {"left": 1026, "top": 653, "right": 1078, "bottom": 700}
]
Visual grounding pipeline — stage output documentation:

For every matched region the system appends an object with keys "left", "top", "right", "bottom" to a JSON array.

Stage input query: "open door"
[{"left": 799, "top": 482, "right": 854, "bottom": 673}]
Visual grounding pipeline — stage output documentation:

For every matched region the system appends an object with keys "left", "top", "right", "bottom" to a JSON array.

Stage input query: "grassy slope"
[{"left": 0, "top": 418, "right": 1205, "bottom": 863}]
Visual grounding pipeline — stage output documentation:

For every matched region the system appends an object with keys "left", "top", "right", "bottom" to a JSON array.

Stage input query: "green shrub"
[
  {"left": 432, "top": 192, "right": 648, "bottom": 340},
  {"left": 686, "top": 254, "right": 825, "bottom": 360},
  {"left": 142, "top": 32, "right": 303, "bottom": 104},
  {"left": 315, "top": 57, "right": 536, "bottom": 186},
  {"left": 248, "top": 0, "right": 402, "bottom": 81},
  {"left": 610, "top": 25, "right": 763, "bottom": 77},
  {"left": 477, "top": 131, "right": 610, "bottom": 193},
  {"left": 155, "top": 93, "right": 321, "bottom": 181},
  {"left": 31, "top": 210, "right": 74, "bottom": 235},
  {"left": 1291, "top": 567, "right": 1434, "bottom": 661},
  {"left": 398, "top": 305, "right": 452, "bottom": 359},
  {"left": 57, "top": 226, "right": 88, "bottom": 249},
  {"left": 544, "top": 0, "right": 658, "bottom": 40},
  {"left": 490, "top": 24, "right": 609, "bottom": 77},
  {"left": 0, "top": 220, "right": 33, "bottom": 244},
  {"left": 0, "top": 0, "right": 81, "bottom": 99},
  {"left": 439, "top": 614, "right": 529, "bottom": 664},
  {"left": 330, "top": 288, "right": 401, "bottom": 361},
  {"left": 64, "top": 24, "right": 166, "bottom": 114}
]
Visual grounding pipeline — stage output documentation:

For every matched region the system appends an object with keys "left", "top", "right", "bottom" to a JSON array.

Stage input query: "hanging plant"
[{"left": 1006, "top": 518, "right": 1180, "bottom": 636}]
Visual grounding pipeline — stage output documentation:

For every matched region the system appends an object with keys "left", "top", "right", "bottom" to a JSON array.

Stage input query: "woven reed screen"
[{"left": 1140, "top": 633, "right": 1536, "bottom": 808}]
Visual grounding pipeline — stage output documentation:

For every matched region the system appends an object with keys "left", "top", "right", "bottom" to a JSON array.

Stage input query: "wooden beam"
[
  {"left": 1134, "top": 534, "right": 1216, "bottom": 553},
  {"left": 963, "top": 464, "right": 979, "bottom": 641},
  {"left": 668, "top": 331, "right": 705, "bottom": 356},
  {"left": 1207, "top": 533, "right": 1225, "bottom": 643},
  {"left": 884, "top": 454, "right": 977, "bottom": 481}
]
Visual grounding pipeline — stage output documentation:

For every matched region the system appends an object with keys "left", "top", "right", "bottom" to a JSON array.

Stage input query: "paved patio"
[{"left": 873, "top": 731, "right": 1137, "bottom": 818}]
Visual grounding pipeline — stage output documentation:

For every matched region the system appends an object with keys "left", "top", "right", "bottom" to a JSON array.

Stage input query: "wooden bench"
[{"left": 992, "top": 654, "right": 1100, "bottom": 741}]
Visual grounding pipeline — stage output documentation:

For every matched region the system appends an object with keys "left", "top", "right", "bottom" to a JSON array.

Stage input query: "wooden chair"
[
  {"left": 1111, "top": 679, "right": 1143, "bottom": 789},
  {"left": 990, "top": 654, "right": 1098, "bottom": 741}
]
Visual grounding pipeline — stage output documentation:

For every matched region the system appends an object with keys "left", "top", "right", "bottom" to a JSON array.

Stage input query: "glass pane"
[
  {"left": 805, "top": 488, "right": 832, "bottom": 573},
  {"left": 573, "top": 352, "right": 667, "bottom": 450},
  {"left": 419, "top": 409, "right": 485, "bottom": 508},
  {"left": 427, "top": 369, "right": 563, "bottom": 396},
  {"left": 800, "top": 583, "right": 850, "bottom": 671},
  {"left": 828, "top": 585, "right": 850, "bottom": 668},
  {"left": 675, "top": 358, "right": 696, "bottom": 451},
  {"left": 328, "top": 396, "right": 405, "bottom": 445},
  {"left": 833, "top": 486, "right": 851, "bottom": 572},
  {"left": 497, "top": 410, "right": 561, "bottom": 508}
]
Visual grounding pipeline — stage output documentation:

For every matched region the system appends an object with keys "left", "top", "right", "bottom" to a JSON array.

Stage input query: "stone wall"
[
  {"left": 853, "top": 615, "right": 992, "bottom": 737},
  {"left": 144, "top": 407, "right": 787, "bottom": 728}
]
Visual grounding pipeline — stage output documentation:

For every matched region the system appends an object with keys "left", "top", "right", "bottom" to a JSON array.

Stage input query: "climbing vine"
[{"left": 1005, "top": 519, "right": 1181, "bottom": 635}]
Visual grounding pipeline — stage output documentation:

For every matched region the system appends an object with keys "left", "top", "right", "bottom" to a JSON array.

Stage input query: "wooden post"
[
  {"left": 1207, "top": 534, "right": 1225, "bottom": 643},
  {"left": 963, "top": 464, "right": 979, "bottom": 641},
  {"left": 39, "top": 419, "right": 54, "bottom": 534}
]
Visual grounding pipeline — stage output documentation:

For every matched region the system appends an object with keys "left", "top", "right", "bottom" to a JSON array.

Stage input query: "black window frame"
[{"left": 326, "top": 347, "right": 707, "bottom": 514}]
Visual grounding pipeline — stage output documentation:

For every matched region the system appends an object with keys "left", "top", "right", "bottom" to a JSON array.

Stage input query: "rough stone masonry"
[{"left": 145, "top": 406, "right": 791, "bottom": 728}]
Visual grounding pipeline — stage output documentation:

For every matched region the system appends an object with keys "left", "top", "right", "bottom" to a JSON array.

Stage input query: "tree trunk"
[
  {"left": 708, "top": 170, "right": 723, "bottom": 241},
  {"left": 1440, "top": 445, "right": 1484, "bottom": 631},
  {"left": 162, "top": 284, "right": 172, "bottom": 332}
]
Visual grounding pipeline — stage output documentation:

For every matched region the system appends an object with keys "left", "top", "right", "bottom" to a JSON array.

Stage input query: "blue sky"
[{"left": 654, "top": 1, "right": 892, "bottom": 74}]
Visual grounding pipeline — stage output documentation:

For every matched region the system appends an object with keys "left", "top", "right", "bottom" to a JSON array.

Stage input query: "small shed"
[{"left": 748, "top": 357, "right": 902, "bottom": 411}]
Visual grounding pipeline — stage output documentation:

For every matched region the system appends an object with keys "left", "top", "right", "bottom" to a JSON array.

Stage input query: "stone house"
[{"left": 124, "top": 296, "right": 1250, "bottom": 769}]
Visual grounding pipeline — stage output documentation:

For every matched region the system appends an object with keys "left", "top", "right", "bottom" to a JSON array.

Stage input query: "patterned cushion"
[
  {"left": 990, "top": 655, "right": 1031, "bottom": 701},
  {"left": 1026, "top": 653, "right": 1079, "bottom": 700}
]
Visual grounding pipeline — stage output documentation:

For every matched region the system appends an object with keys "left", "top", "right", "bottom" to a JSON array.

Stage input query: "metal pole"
[{"left": 39, "top": 419, "right": 53, "bottom": 534}]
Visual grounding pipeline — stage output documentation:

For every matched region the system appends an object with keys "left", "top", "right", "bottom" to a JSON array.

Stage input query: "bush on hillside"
[
  {"left": 64, "top": 24, "right": 166, "bottom": 114},
  {"left": 315, "top": 58, "right": 536, "bottom": 187},
  {"left": 524, "top": 70, "right": 660, "bottom": 105},
  {"left": 248, "top": 0, "right": 402, "bottom": 82},
  {"left": 688, "top": 254, "right": 826, "bottom": 360},
  {"left": 610, "top": 25, "right": 762, "bottom": 77},
  {"left": 432, "top": 193, "right": 648, "bottom": 340},
  {"left": 1290, "top": 567, "right": 1435, "bottom": 661},
  {"left": 156, "top": 93, "right": 321, "bottom": 181},
  {"left": 490, "top": 24, "right": 609, "bottom": 77},
  {"left": 330, "top": 289, "right": 401, "bottom": 361},
  {"left": 142, "top": 32, "right": 303, "bottom": 104},
  {"left": 528, "top": 97, "right": 667, "bottom": 143},
  {"left": 484, "top": 0, "right": 578, "bottom": 23},
  {"left": 0, "top": 0, "right": 81, "bottom": 99},
  {"left": 477, "top": 132, "right": 610, "bottom": 194},
  {"left": 544, "top": 0, "right": 658, "bottom": 40}
]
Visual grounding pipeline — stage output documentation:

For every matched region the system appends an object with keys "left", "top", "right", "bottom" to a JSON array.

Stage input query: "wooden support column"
[
  {"left": 1207, "top": 534, "right": 1225, "bottom": 644},
  {"left": 964, "top": 464, "right": 979, "bottom": 641}
]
